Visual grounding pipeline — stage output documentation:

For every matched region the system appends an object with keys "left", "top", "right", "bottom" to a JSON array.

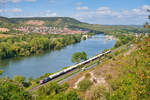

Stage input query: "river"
[{"left": 0, "top": 34, "right": 116, "bottom": 79}]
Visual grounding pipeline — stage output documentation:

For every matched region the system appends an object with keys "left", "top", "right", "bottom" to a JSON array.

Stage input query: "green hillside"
[
  {"left": 0, "top": 16, "right": 149, "bottom": 34},
  {"left": 10, "top": 17, "right": 83, "bottom": 27},
  {"left": 0, "top": 17, "right": 15, "bottom": 28}
]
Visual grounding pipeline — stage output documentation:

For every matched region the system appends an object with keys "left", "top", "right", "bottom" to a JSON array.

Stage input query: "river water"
[{"left": 0, "top": 34, "right": 116, "bottom": 79}]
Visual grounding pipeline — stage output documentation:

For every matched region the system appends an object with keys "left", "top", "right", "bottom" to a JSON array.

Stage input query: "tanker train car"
[{"left": 40, "top": 50, "right": 111, "bottom": 84}]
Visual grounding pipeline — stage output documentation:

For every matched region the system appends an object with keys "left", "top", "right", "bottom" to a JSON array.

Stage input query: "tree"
[
  {"left": 0, "top": 70, "right": 3, "bottom": 75},
  {"left": 66, "top": 90, "right": 80, "bottom": 100},
  {"left": 13, "top": 75, "right": 26, "bottom": 83},
  {"left": 144, "top": 10, "right": 150, "bottom": 29},
  {"left": 72, "top": 52, "right": 81, "bottom": 63},
  {"left": 80, "top": 51, "right": 87, "bottom": 61},
  {"left": 72, "top": 51, "right": 87, "bottom": 63},
  {"left": 0, "top": 78, "right": 31, "bottom": 100},
  {"left": 53, "top": 90, "right": 80, "bottom": 100}
]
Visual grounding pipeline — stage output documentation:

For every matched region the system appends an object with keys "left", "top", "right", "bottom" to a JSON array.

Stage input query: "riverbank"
[
  {"left": 0, "top": 34, "right": 83, "bottom": 60},
  {"left": 0, "top": 34, "right": 116, "bottom": 79}
]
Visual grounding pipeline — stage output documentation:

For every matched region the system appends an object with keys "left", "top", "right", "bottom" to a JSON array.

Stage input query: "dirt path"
[
  {"left": 124, "top": 45, "right": 136, "bottom": 56},
  {"left": 69, "top": 45, "right": 136, "bottom": 89},
  {"left": 74, "top": 76, "right": 85, "bottom": 88}
]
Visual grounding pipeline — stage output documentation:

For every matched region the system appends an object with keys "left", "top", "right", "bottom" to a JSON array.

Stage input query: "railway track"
[{"left": 29, "top": 47, "right": 128, "bottom": 92}]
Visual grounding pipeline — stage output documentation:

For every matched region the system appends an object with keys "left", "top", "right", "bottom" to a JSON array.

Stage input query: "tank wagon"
[{"left": 40, "top": 50, "right": 111, "bottom": 84}]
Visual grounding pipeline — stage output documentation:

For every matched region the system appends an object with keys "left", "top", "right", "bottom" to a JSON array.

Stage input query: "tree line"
[{"left": 0, "top": 34, "right": 82, "bottom": 59}]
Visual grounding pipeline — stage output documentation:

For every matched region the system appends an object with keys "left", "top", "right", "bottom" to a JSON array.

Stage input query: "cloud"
[
  {"left": 11, "top": 0, "right": 21, "bottom": 3},
  {"left": 74, "top": 5, "right": 150, "bottom": 25},
  {"left": 0, "top": 0, "right": 36, "bottom": 3},
  {"left": 0, "top": 9, "right": 3, "bottom": 13},
  {"left": 11, "top": 8, "right": 23, "bottom": 12},
  {"left": 25, "top": 0, "right": 36, "bottom": 2},
  {"left": 76, "top": 2, "right": 88, "bottom": 11},
  {"left": 0, "top": 8, "right": 23, "bottom": 13},
  {"left": 77, "top": 6, "right": 88, "bottom": 10},
  {"left": 0, "top": 0, "right": 21, "bottom": 3},
  {"left": 50, "top": 0, "right": 54, "bottom": 3},
  {"left": 76, "top": 2, "right": 83, "bottom": 6},
  {"left": 46, "top": 11, "right": 57, "bottom": 17},
  {"left": 96, "top": 7, "right": 111, "bottom": 15},
  {"left": 142, "top": 5, "right": 150, "bottom": 10}
]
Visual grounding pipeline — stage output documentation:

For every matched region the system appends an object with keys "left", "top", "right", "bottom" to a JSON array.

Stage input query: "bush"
[
  {"left": 89, "top": 85, "right": 109, "bottom": 100},
  {"left": 85, "top": 73, "right": 91, "bottom": 79},
  {"left": 0, "top": 78, "right": 32, "bottom": 100},
  {"left": 13, "top": 75, "right": 26, "bottom": 83},
  {"left": 53, "top": 90, "right": 80, "bottom": 100},
  {"left": 0, "top": 70, "right": 3, "bottom": 75},
  {"left": 78, "top": 79, "right": 93, "bottom": 91}
]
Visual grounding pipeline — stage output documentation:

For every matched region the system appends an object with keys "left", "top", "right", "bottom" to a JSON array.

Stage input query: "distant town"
[{"left": 14, "top": 26, "right": 90, "bottom": 35}]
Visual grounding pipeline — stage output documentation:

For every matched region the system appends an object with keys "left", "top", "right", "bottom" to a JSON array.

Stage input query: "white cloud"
[
  {"left": 77, "top": 6, "right": 88, "bottom": 10},
  {"left": 96, "top": 7, "right": 111, "bottom": 15},
  {"left": 74, "top": 5, "right": 150, "bottom": 25},
  {"left": 142, "top": 5, "right": 150, "bottom": 10},
  {"left": 0, "top": 8, "right": 23, "bottom": 13},
  {"left": 25, "top": 0, "right": 36, "bottom": 2},
  {"left": 97, "top": 7, "right": 110, "bottom": 11},
  {"left": 11, "top": 8, "right": 23, "bottom": 12},
  {"left": 50, "top": 0, "right": 54, "bottom": 3},
  {"left": 0, "top": 0, "right": 36, "bottom": 3},
  {"left": 45, "top": 10, "right": 57, "bottom": 17},
  {"left": 0, "top": 9, "right": 3, "bottom": 13},
  {"left": 76, "top": 2, "right": 83, "bottom": 6},
  {"left": 76, "top": 2, "right": 88, "bottom": 11},
  {"left": 50, "top": 13, "right": 57, "bottom": 17},
  {"left": 11, "top": 0, "right": 21, "bottom": 3},
  {"left": 0, "top": 0, "right": 21, "bottom": 3},
  {"left": 0, "top": 0, "right": 9, "bottom": 3}
]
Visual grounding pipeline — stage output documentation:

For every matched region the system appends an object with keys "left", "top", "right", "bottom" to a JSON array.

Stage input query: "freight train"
[{"left": 40, "top": 50, "right": 111, "bottom": 84}]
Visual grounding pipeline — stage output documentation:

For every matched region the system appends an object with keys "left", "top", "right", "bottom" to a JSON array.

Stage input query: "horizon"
[
  {"left": 0, "top": 0, "right": 150, "bottom": 25},
  {"left": 0, "top": 16, "right": 147, "bottom": 26}
]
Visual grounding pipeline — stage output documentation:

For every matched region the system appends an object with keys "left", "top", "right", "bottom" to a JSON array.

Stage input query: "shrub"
[
  {"left": 0, "top": 78, "right": 32, "bottom": 100},
  {"left": 0, "top": 70, "right": 3, "bottom": 75},
  {"left": 85, "top": 73, "right": 91, "bottom": 79},
  {"left": 13, "top": 75, "right": 26, "bottom": 83},
  {"left": 78, "top": 79, "right": 93, "bottom": 91},
  {"left": 89, "top": 85, "right": 109, "bottom": 100}
]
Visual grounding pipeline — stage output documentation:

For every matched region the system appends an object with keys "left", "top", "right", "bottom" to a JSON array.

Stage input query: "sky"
[{"left": 0, "top": 0, "right": 150, "bottom": 25}]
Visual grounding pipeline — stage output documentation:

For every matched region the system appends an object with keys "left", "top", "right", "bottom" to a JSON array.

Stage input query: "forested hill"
[
  {"left": 10, "top": 17, "right": 82, "bottom": 24},
  {"left": 0, "top": 17, "right": 16, "bottom": 28},
  {"left": 0, "top": 16, "right": 84, "bottom": 28},
  {"left": 0, "top": 16, "right": 149, "bottom": 33}
]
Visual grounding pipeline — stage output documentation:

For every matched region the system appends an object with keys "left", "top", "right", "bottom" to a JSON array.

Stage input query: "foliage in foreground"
[
  {"left": 35, "top": 82, "right": 81, "bottom": 100},
  {"left": 0, "top": 77, "right": 81, "bottom": 100},
  {"left": 77, "top": 79, "right": 93, "bottom": 92},
  {"left": 110, "top": 35, "right": 150, "bottom": 100},
  {"left": 0, "top": 78, "right": 32, "bottom": 100}
]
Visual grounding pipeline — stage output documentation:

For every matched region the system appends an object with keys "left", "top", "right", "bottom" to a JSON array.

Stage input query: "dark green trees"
[
  {"left": 0, "top": 78, "right": 32, "bottom": 100},
  {"left": 144, "top": 10, "right": 150, "bottom": 29},
  {"left": 72, "top": 51, "right": 87, "bottom": 63},
  {"left": 36, "top": 82, "right": 80, "bottom": 100},
  {"left": 0, "top": 34, "right": 82, "bottom": 59}
]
